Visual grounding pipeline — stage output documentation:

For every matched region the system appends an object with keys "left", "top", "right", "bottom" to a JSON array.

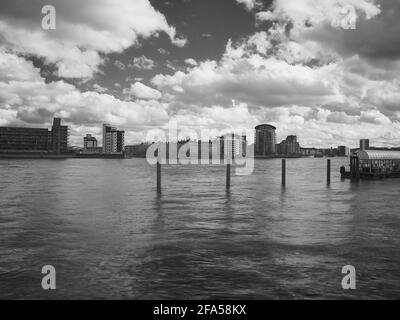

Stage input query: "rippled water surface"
[{"left": 1, "top": 158, "right": 400, "bottom": 299}]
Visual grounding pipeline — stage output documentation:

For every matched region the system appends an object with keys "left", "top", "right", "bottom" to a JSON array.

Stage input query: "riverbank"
[{"left": 0, "top": 151, "right": 124, "bottom": 159}]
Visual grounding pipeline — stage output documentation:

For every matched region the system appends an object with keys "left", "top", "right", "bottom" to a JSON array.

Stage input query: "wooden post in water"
[
  {"left": 282, "top": 159, "right": 286, "bottom": 186},
  {"left": 327, "top": 159, "right": 331, "bottom": 185},
  {"left": 350, "top": 156, "right": 354, "bottom": 179},
  {"left": 226, "top": 164, "right": 231, "bottom": 189},
  {"left": 157, "top": 161, "right": 161, "bottom": 193}
]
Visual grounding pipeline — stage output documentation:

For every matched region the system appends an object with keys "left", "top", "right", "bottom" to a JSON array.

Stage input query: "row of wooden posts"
[{"left": 156, "top": 159, "right": 332, "bottom": 193}]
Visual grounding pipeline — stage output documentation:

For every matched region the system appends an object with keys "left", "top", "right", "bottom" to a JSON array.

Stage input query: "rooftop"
[
  {"left": 255, "top": 124, "right": 276, "bottom": 130},
  {"left": 357, "top": 150, "right": 400, "bottom": 160}
]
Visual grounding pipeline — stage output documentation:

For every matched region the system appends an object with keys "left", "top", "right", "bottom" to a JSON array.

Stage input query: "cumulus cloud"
[
  {"left": 235, "top": 0, "right": 259, "bottom": 11},
  {"left": 92, "top": 84, "right": 108, "bottom": 93},
  {"left": 184, "top": 58, "right": 198, "bottom": 66},
  {"left": 148, "top": 0, "right": 400, "bottom": 147},
  {"left": 300, "top": 0, "right": 400, "bottom": 61},
  {"left": 0, "top": 51, "right": 42, "bottom": 82},
  {"left": 157, "top": 48, "right": 170, "bottom": 55},
  {"left": 0, "top": 49, "right": 168, "bottom": 145},
  {"left": 123, "top": 82, "right": 162, "bottom": 100},
  {"left": 0, "top": 0, "right": 185, "bottom": 79},
  {"left": 171, "top": 36, "right": 188, "bottom": 48},
  {"left": 1, "top": 0, "right": 400, "bottom": 148},
  {"left": 130, "top": 55, "right": 156, "bottom": 70},
  {"left": 256, "top": 0, "right": 381, "bottom": 32},
  {"left": 152, "top": 36, "right": 341, "bottom": 108},
  {"left": 114, "top": 60, "right": 126, "bottom": 71}
]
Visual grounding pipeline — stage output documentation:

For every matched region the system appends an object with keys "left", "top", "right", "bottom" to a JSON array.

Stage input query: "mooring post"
[
  {"left": 226, "top": 164, "right": 231, "bottom": 189},
  {"left": 327, "top": 159, "right": 331, "bottom": 185},
  {"left": 282, "top": 159, "right": 286, "bottom": 186},
  {"left": 157, "top": 161, "right": 161, "bottom": 193},
  {"left": 350, "top": 156, "right": 354, "bottom": 179}
]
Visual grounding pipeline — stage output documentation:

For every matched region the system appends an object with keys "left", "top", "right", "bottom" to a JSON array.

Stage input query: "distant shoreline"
[
  {"left": 0, "top": 152, "right": 348, "bottom": 160},
  {"left": 0, "top": 152, "right": 124, "bottom": 159}
]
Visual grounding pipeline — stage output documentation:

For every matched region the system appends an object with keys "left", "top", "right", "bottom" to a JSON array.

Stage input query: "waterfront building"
[
  {"left": 210, "top": 138, "right": 221, "bottom": 160},
  {"left": 83, "top": 134, "right": 98, "bottom": 149},
  {"left": 117, "top": 130, "right": 125, "bottom": 154},
  {"left": 125, "top": 143, "right": 151, "bottom": 158},
  {"left": 103, "top": 124, "right": 125, "bottom": 154},
  {"left": 0, "top": 127, "right": 51, "bottom": 151},
  {"left": 360, "top": 139, "right": 370, "bottom": 151},
  {"left": 82, "top": 147, "right": 103, "bottom": 154},
  {"left": 300, "top": 148, "right": 317, "bottom": 157},
  {"left": 0, "top": 118, "right": 68, "bottom": 154},
  {"left": 321, "top": 148, "right": 338, "bottom": 157},
  {"left": 219, "top": 134, "right": 247, "bottom": 160},
  {"left": 82, "top": 134, "right": 102, "bottom": 154},
  {"left": 338, "top": 146, "right": 350, "bottom": 157},
  {"left": 51, "top": 118, "right": 69, "bottom": 154},
  {"left": 255, "top": 124, "right": 276, "bottom": 156},
  {"left": 277, "top": 135, "right": 301, "bottom": 155}
]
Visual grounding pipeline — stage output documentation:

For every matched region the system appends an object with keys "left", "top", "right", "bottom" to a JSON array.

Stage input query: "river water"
[{"left": 0, "top": 158, "right": 399, "bottom": 299}]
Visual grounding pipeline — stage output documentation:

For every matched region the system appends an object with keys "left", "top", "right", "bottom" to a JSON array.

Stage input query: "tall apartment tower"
[
  {"left": 103, "top": 124, "right": 125, "bottom": 154},
  {"left": 255, "top": 124, "right": 277, "bottom": 156},
  {"left": 360, "top": 139, "right": 370, "bottom": 151},
  {"left": 51, "top": 118, "right": 68, "bottom": 154}
]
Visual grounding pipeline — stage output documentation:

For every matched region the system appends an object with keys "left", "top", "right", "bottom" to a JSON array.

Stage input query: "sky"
[{"left": 1, "top": 0, "right": 400, "bottom": 148}]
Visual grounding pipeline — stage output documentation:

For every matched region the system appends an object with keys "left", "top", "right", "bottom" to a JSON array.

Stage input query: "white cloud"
[
  {"left": 157, "top": 48, "right": 170, "bottom": 55},
  {"left": 171, "top": 36, "right": 188, "bottom": 48},
  {"left": 92, "top": 84, "right": 108, "bottom": 93},
  {"left": 149, "top": 11, "right": 400, "bottom": 147},
  {"left": 0, "top": 49, "right": 168, "bottom": 145},
  {"left": 184, "top": 58, "right": 198, "bottom": 66},
  {"left": 0, "top": 51, "right": 42, "bottom": 82},
  {"left": 152, "top": 40, "right": 341, "bottom": 108},
  {"left": 123, "top": 82, "right": 162, "bottom": 100},
  {"left": 130, "top": 55, "right": 156, "bottom": 70},
  {"left": 0, "top": 0, "right": 185, "bottom": 79},
  {"left": 256, "top": 0, "right": 381, "bottom": 33},
  {"left": 114, "top": 60, "right": 126, "bottom": 71},
  {"left": 2, "top": 0, "right": 400, "bottom": 148},
  {"left": 235, "top": 0, "right": 259, "bottom": 11}
]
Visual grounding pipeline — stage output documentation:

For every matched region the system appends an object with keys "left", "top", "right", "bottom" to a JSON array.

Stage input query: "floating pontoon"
[{"left": 341, "top": 150, "right": 400, "bottom": 179}]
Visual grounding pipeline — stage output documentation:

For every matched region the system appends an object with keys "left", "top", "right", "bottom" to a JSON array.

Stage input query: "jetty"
[{"left": 341, "top": 150, "right": 400, "bottom": 180}]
